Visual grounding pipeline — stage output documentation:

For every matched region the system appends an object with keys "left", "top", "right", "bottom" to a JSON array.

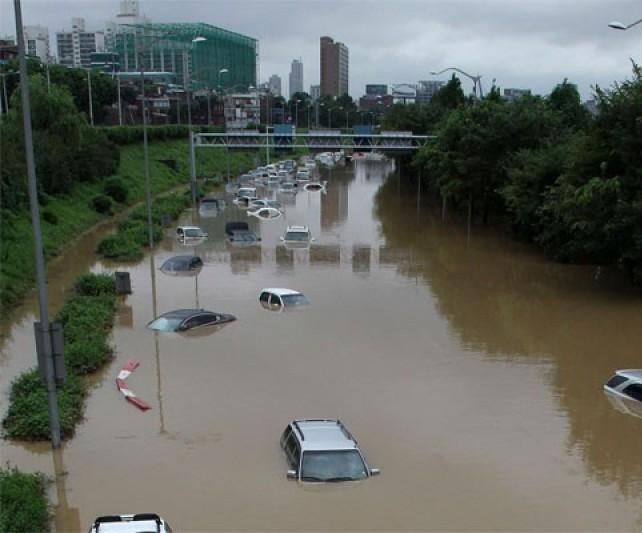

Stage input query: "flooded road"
[{"left": 2, "top": 160, "right": 642, "bottom": 531}]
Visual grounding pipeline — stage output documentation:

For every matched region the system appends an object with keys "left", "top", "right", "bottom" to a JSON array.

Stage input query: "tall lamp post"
[
  {"left": 608, "top": 18, "right": 642, "bottom": 30},
  {"left": 14, "top": 0, "right": 62, "bottom": 447},
  {"left": 87, "top": 69, "right": 94, "bottom": 126},
  {"left": 430, "top": 67, "right": 484, "bottom": 98}
]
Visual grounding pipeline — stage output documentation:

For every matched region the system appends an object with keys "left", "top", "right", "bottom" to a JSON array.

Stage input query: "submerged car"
[
  {"left": 249, "top": 199, "right": 283, "bottom": 211},
  {"left": 176, "top": 226, "right": 208, "bottom": 241},
  {"left": 199, "top": 197, "right": 225, "bottom": 217},
  {"left": 160, "top": 255, "right": 203, "bottom": 276},
  {"left": 248, "top": 207, "right": 282, "bottom": 220},
  {"left": 604, "top": 369, "right": 642, "bottom": 402},
  {"left": 280, "top": 419, "right": 380, "bottom": 482},
  {"left": 225, "top": 221, "right": 261, "bottom": 244},
  {"left": 303, "top": 181, "right": 326, "bottom": 193},
  {"left": 279, "top": 182, "right": 297, "bottom": 194},
  {"left": 89, "top": 514, "right": 173, "bottom": 533},
  {"left": 147, "top": 309, "right": 236, "bottom": 332},
  {"left": 281, "top": 225, "right": 314, "bottom": 243},
  {"left": 258, "top": 288, "right": 309, "bottom": 311}
]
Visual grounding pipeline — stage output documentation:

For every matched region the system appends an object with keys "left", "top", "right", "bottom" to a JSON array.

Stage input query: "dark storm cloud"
[{"left": 2, "top": 0, "right": 641, "bottom": 97}]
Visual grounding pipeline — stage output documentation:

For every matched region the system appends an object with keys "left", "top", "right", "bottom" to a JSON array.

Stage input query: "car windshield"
[
  {"left": 161, "top": 258, "right": 189, "bottom": 271},
  {"left": 147, "top": 317, "right": 183, "bottom": 332},
  {"left": 300, "top": 450, "right": 368, "bottom": 481},
  {"left": 281, "top": 294, "right": 309, "bottom": 307},
  {"left": 234, "top": 232, "right": 257, "bottom": 242},
  {"left": 184, "top": 229, "right": 203, "bottom": 238},
  {"left": 285, "top": 231, "right": 309, "bottom": 241}
]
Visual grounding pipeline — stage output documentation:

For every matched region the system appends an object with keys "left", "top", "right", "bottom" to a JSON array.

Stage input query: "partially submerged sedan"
[
  {"left": 258, "top": 288, "right": 309, "bottom": 311},
  {"left": 604, "top": 369, "right": 642, "bottom": 402},
  {"left": 147, "top": 309, "right": 236, "bottom": 333},
  {"left": 176, "top": 226, "right": 208, "bottom": 242},
  {"left": 248, "top": 207, "right": 282, "bottom": 220},
  {"left": 160, "top": 255, "right": 203, "bottom": 276}
]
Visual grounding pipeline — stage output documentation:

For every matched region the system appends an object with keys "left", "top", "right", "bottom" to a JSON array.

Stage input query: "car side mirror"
[
  {"left": 369, "top": 468, "right": 380, "bottom": 476},
  {"left": 257, "top": 237, "right": 262, "bottom": 242},
  {"left": 311, "top": 237, "right": 316, "bottom": 242},
  {"left": 287, "top": 469, "right": 298, "bottom": 479},
  {"left": 280, "top": 237, "right": 284, "bottom": 241}
]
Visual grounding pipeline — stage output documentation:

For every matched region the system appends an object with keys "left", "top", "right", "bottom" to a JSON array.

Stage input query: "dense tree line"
[
  {"left": 0, "top": 75, "right": 119, "bottom": 209},
  {"left": 385, "top": 67, "right": 642, "bottom": 282}
]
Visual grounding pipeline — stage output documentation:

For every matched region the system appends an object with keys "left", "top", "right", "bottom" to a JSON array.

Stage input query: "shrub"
[
  {"left": 74, "top": 273, "right": 115, "bottom": 297},
  {"left": 65, "top": 338, "right": 113, "bottom": 374},
  {"left": 2, "top": 370, "right": 86, "bottom": 441},
  {"left": 103, "top": 177, "right": 128, "bottom": 203},
  {"left": 41, "top": 209, "right": 58, "bottom": 225},
  {"left": 96, "top": 233, "right": 142, "bottom": 260},
  {"left": 91, "top": 195, "right": 112, "bottom": 214},
  {"left": 0, "top": 466, "right": 50, "bottom": 532}
]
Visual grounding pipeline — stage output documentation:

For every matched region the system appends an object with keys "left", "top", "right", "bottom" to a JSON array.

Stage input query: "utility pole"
[
  {"left": 14, "top": 0, "right": 62, "bottom": 448},
  {"left": 117, "top": 76, "right": 123, "bottom": 126}
]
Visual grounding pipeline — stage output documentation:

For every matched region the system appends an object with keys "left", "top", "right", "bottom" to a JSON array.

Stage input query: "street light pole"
[
  {"left": 138, "top": 40, "right": 154, "bottom": 251},
  {"left": 608, "top": 18, "right": 642, "bottom": 30},
  {"left": 117, "top": 76, "right": 123, "bottom": 126},
  {"left": 14, "top": 0, "right": 62, "bottom": 448},
  {"left": 87, "top": 69, "right": 94, "bottom": 126},
  {"left": 430, "top": 67, "right": 484, "bottom": 98}
]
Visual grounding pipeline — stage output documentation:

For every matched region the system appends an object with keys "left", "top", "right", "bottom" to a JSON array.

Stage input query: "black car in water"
[
  {"left": 160, "top": 255, "right": 203, "bottom": 276},
  {"left": 225, "top": 221, "right": 261, "bottom": 244},
  {"left": 147, "top": 309, "right": 236, "bottom": 332}
]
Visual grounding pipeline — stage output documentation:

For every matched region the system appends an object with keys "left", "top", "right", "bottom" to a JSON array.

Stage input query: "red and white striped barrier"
[{"left": 115, "top": 359, "right": 151, "bottom": 411}]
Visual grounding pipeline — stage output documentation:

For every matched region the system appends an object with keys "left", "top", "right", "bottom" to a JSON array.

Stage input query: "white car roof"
[
  {"left": 261, "top": 288, "right": 302, "bottom": 297},
  {"left": 286, "top": 225, "right": 309, "bottom": 232},
  {"left": 178, "top": 226, "right": 202, "bottom": 231},
  {"left": 294, "top": 419, "right": 357, "bottom": 452},
  {"left": 89, "top": 515, "right": 167, "bottom": 533},
  {"left": 615, "top": 369, "right": 642, "bottom": 381}
]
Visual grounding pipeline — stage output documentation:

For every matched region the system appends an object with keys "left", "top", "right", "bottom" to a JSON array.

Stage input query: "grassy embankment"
[
  {"left": 0, "top": 467, "right": 49, "bottom": 533},
  {"left": 0, "top": 138, "right": 263, "bottom": 317}
]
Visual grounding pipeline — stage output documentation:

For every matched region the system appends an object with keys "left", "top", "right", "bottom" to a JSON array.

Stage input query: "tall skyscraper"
[
  {"left": 289, "top": 58, "right": 304, "bottom": 97},
  {"left": 56, "top": 17, "right": 104, "bottom": 68},
  {"left": 269, "top": 74, "right": 282, "bottom": 96},
  {"left": 320, "top": 36, "right": 349, "bottom": 97},
  {"left": 24, "top": 25, "right": 50, "bottom": 63}
]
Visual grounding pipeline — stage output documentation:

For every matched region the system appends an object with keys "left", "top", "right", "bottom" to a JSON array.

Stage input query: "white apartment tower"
[
  {"left": 24, "top": 25, "right": 50, "bottom": 63},
  {"left": 268, "top": 74, "right": 282, "bottom": 97},
  {"left": 56, "top": 17, "right": 104, "bottom": 68},
  {"left": 289, "top": 58, "right": 303, "bottom": 97}
]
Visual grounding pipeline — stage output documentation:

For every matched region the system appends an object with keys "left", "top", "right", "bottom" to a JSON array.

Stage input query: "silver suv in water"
[{"left": 280, "top": 419, "right": 380, "bottom": 482}]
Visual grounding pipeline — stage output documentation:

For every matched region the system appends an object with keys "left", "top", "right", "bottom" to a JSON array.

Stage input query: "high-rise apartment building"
[
  {"left": 289, "top": 58, "right": 303, "bottom": 97},
  {"left": 320, "top": 36, "right": 349, "bottom": 97},
  {"left": 310, "top": 84, "right": 320, "bottom": 102},
  {"left": 416, "top": 80, "right": 444, "bottom": 103},
  {"left": 24, "top": 25, "right": 50, "bottom": 63},
  {"left": 56, "top": 17, "right": 104, "bottom": 68},
  {"left": 268, "top": 74, "right": 282, "bottom": 96}
]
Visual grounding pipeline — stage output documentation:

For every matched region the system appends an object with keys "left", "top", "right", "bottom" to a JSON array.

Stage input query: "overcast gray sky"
[{"left": 2, "top": 0, "right": 641, "bottom": 99}]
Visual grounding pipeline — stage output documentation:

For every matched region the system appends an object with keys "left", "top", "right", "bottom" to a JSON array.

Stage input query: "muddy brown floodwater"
[{"left": 2, "top": 160, "right": 642, "bottom": 532}]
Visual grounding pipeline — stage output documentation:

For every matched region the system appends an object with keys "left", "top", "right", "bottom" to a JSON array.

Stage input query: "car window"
[
  {"left": 259, "top": 292, "right": 270, "bottom": 303},
  {"left": 300, "top": 450, "right": 368, "bottom": 481},
  {"left": 623, "top": 384, "right": 642, "bottom": 402},
  {"left": 281, "top": 426, "right": 292, "bottom": 446},
  {"left": 285, "top": 433, "right": 300, "bottom": 467},
  {"left": 606, "top": 375, "right": 628, "bottom": 389},
  {"left": 270, "top": 295, "right": 282, "bottom": 309}
]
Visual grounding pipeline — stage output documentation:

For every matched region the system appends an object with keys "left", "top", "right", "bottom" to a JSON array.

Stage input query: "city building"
[
  {"left": 359, "top": 93, "right": 393, "bottom": 112},
  {"left": 224, "top": 92, "right": 260, "bottom": 130},
  {"left": 391, "top": 83, "right": 416, "bottom": 104},
  {"left": 365, "top": 84, "right": 387, "bottom": 96},
  {"left": 268, "top": 74, "right": 282, "bottom": 96},
  {"left": 320, "top": 36, "right": 349, "bottom": 97},
  {"left": 109, "top": 23, "right": 257, "bottom": 89},
  {"left": 416, "top": 80, "right": 444, "bottom": 103},
  {"left": 90, "top": 52, "right": 120, "bottom": 73},
  {"left": 289, "top": 58, "right": 303, "bottom": 97},
  {"left": 503, "top": 88, "right": 531, "bottom": 102},
  {"left": 310, "top": 84, "right": 320, "bottom": 102},
  {"left": 56, "top": 17, "right": 104, "bottom": 68},
  {"left": 0, "top": 38, "right": 18, "bottom": 65},
  {"left": 24, "top": 25, "right": 50, "bottom": 63}
]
